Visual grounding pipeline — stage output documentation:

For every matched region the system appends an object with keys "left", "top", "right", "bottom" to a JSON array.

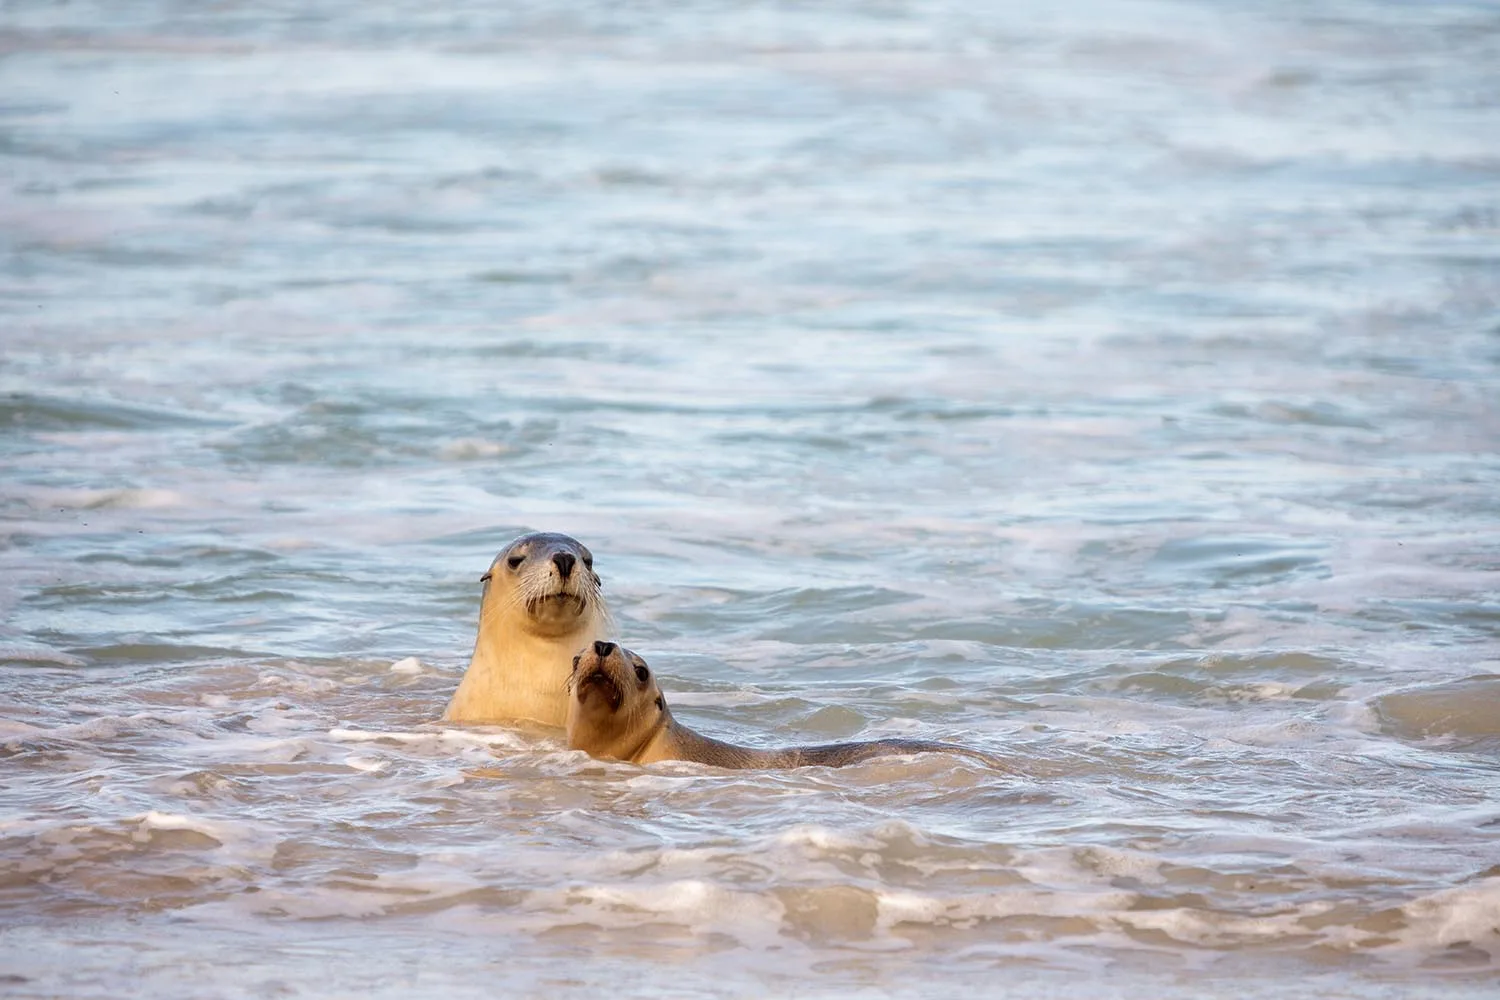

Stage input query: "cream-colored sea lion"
[
  {"left": 444, "top": 532, "right": 610, "bottom": 727},
  {"left": 566, "top": 641, "right": 1010, "bottom": 770}
]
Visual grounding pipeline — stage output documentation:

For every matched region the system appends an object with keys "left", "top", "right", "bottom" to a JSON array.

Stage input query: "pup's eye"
[
  {"left": 506, "top": 555, "right": 525, "bottom": 570},
  {"left": 634, "top": 663, "right": 650, "bottom": 683}
]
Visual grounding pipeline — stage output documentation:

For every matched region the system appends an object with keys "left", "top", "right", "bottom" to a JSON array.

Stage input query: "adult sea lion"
[
  {"left": 566, "top": 641, "right": 1010, "bottom": 770},
  {"left": 444, "top": 532, "right": 610, "bottom": 727}
]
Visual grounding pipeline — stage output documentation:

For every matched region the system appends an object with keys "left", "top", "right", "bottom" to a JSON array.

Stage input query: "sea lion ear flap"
[
  {"left": 479, "top": 571, "right": 492, "bottom": 584},
  {"left": 655, "top": 696, "right": 664, "bottom": 711}
]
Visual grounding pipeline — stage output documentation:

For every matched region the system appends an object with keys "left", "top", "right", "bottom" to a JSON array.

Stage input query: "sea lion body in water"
[
  {"left": 444, "top": 532, "right": 609, "bottom": 727},
  {"left": 566, "top": 642, "right": 1008, "bottom": 770}
]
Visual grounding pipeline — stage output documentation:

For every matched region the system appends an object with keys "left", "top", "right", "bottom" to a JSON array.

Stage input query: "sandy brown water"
[{"left": 2, "top": 1, "right": 1499, "bottom": 996}]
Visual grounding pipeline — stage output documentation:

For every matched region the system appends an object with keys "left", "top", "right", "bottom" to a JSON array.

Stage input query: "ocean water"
[{"left": 2, "top": 0, "right": 1498, "bottom": 996}]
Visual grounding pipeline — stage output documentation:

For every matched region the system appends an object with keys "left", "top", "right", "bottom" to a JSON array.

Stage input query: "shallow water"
[{"left": 2, "top": 0, "right": 1499, "bottom": 996}]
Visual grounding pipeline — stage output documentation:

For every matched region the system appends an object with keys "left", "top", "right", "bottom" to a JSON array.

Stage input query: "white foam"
[
  {"left": 1076, "top": 846, "right": 1168, "bottom": 885},
  {"left": 615, "top": 826, "right": 885, "bottom": 885},
  {"left": 244, "top": 706, "right": 315, "bottom": 735},
  {"left": 258, "top": 672, "right": 338, "bottom": 694},
  {"left": 224, "top": 735, "right": 314, "bottom": 764},
  {"left": 47, "top": 716, "right": 131, "bottom": 741},
  {"left": 134, "top": 810, "right": 225, "bottom": 839},
  {"left": 343, "top": 754, "right": 389, "bottom": 773},
  {"left": 1227, "top": 681, "right": 1303, "bottom": 702},
  {"left": 774, "top": 823, "right": 886, "bottom": 853},
  {"left": 1388, "top": 876, "right": 1500, "bottom": 955},
  {"left": 621, "top": 771, "right": 698, "bottom": 792},
  {"left": 526, "top": 879, "right": 787, "bottom": 947},
  {"left": 876, "top": 885, "right": 1138, "bottom": 931},
  {"left": 1327, "top": 698, "right": 1381, "bottom": 734},
  {"left": 388, "top": 656, "right": 423, "bottom": 674},
  {"left": 129, "top": 810, "right": 280, "bottom": 863},
  {"left": 327, "top": 727, "right": 398, "bottom": 743},
  {"left": 327, "top": 726, "right": 532, "bottom": 751},
  {"left": 1114, "top": 899, "right": 1335, "bottom": 947}
]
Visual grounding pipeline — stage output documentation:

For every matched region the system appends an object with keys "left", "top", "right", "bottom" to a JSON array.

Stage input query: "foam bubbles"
[
  {"left": 1390, "top": 876, "right": 1500, "bottom": 958},
  {"left": 327, "top": 726, "right": 531, "bottom": 751},
  {"left": 536, "top": 879, "right": 788, "bottom": 948},
  {"left": 132, "top": 810, "right": 226, "bottom": 846},
  {"left": 388, "top": 656, "right": 424, "bottom": 674}
]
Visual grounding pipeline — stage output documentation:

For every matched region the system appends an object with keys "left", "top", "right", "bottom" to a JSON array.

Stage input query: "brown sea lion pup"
[
  {"left": 444, "top": 532, "right": 610, "bottom": 727},
  {"left": 566, "top": 641, "right": 1012, "bottom": 771}
]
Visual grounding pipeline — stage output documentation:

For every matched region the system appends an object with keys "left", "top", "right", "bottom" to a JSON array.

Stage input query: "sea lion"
[
  {"left": 444, "top": 532, "right": 610, "bottom": 727},
  {"left": 566, "top": 641, "right": 1010, "bottom": 770}
]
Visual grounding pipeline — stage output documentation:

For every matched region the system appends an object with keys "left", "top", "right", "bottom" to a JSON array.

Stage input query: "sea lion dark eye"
[
  {"left": 634, "top": 663, "right": 649, "bottom": 683},
  {"left": 506, "top": 555, "right": 525, "bottom": 570}
]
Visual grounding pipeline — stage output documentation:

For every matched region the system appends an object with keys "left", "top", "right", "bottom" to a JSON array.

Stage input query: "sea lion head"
[
  {"left": 566, "top": 641, "right": 668, "bottom": 761},
  {"left": 481, "top": 532, "right": 603, "bottom": 638}
]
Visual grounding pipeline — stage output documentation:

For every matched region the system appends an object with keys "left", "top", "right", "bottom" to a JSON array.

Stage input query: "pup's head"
[{"left": 565, "top": 640, "right": 668, "bottom": 760}]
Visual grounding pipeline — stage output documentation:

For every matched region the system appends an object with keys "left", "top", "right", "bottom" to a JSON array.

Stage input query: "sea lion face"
[
  {"left": 483, "top": 532, "right": 602, "bottom": 638},
  {"left": 566, "top": 641, "right": 666, "bottom": 760}
]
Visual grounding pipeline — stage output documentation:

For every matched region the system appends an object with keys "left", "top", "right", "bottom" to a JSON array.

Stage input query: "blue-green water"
[{"left": 2, "top": 1, "right": 1498, "bottom": 996}]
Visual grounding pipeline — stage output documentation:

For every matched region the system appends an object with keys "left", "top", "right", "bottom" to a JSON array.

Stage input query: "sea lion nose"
[
  {"left": 593, "top": 640, "right": 616, "bottom": 657},
  {"left": 552, "top": 552, "right": 576, "bottom": 578}
]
